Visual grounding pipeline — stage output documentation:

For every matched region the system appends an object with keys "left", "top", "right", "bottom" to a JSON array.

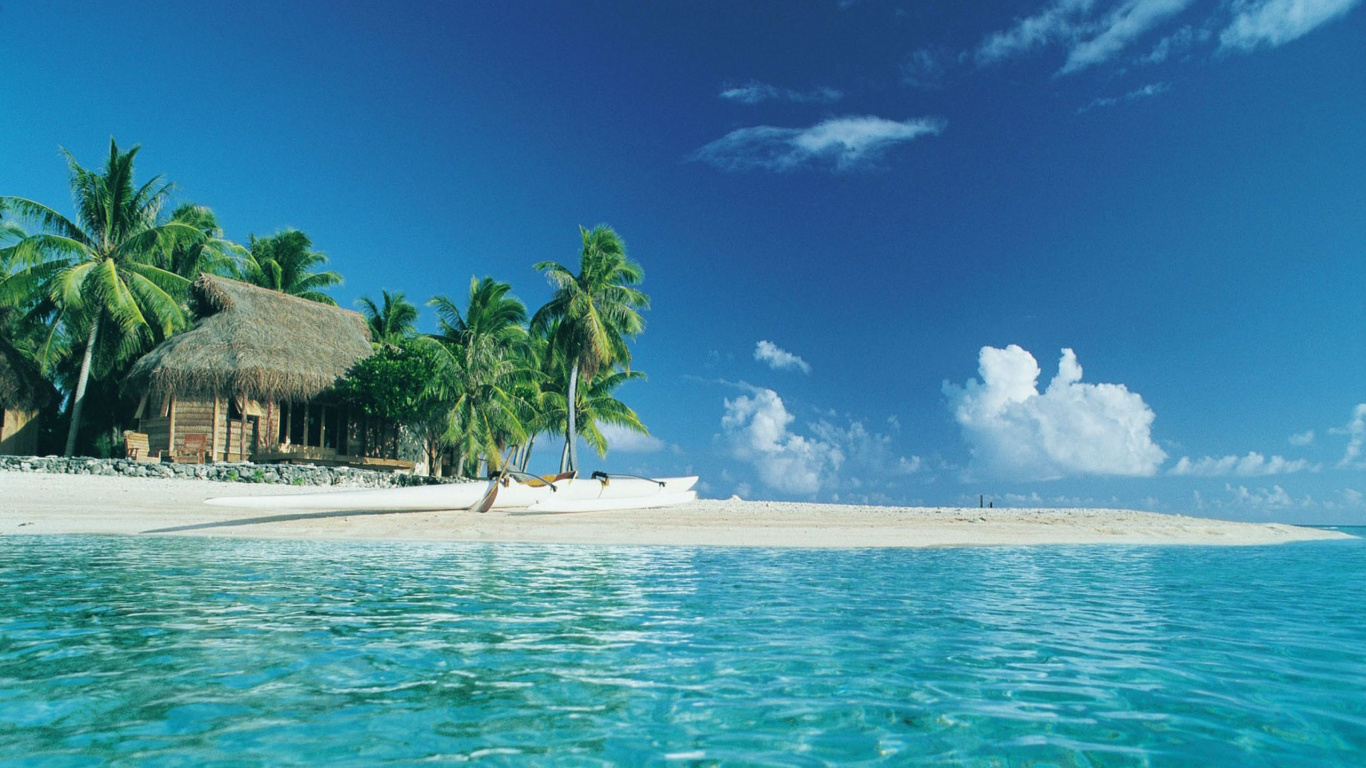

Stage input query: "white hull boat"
[{"left": 205, "top": 473, "right": 699, "bottom": 513}]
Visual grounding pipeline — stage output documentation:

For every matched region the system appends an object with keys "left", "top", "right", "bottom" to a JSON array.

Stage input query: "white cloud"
[
  {"left": 754, "top": 340, "right": 812, "bottom": 374},
  {"left": 1170, "top": 451, "right": 1315, "bottom": 476},
  {"left": 976, "top": 0, "right": 1096, "bottom": 66},
  {"left": 1220, "top": 0, "right": 1362, "bottom": 51},
  {"left": 1289, "top": 429, "right": 1315, "bottom": 446},
  {"left": 944, "top": 345, "right": 1166, "bottom": 481},
  {"left": 1078, "top": 81, "right": 1170, "bottom": 112},
  {"left": 693, "top": 115, "right": 947, "bottom": 172},
  {"left": 1060, "top": 0, "right": 1199, "bottom": 74},
  {"left": 1138, "top": 24, "right": 1210, "bottom": 63},
  {"left": 1225, "top": 483, "right": 1295, "bottom": 508},
  {"left": 719, "top": 81, "right": 843, "bottom": 105},
  {"left": 721, "top": 388, "right": 843, "bottom": 494},
  {"left": 902, "top": 48, "right": 947, "bottom": 88},
  {"left": 1334, "top": 403, "right": 1366, "bottom": 468},
  {"left": 599, "top": 423, "right": 667, "bottom": 454}
]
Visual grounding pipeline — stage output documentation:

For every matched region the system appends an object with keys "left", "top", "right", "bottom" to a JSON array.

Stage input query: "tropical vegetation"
[{"left": 1, "top": 139, "right": 653, "bottom": 475}]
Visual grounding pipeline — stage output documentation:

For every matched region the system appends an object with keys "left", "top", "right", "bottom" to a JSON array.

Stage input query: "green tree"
[
  {"left": 357, "top": 290, "right": 418, "bottom": 345},
  {"left": 530, "top": 225, "right": 648, "bottom": 474},
  {"left": 158, "top": 203, "right": 244, "bottom": 280},
  {"left": 236, "top": 229, "right": 341, "bottom": 304},
  {"left": 429, "top": 276, "right": 532, "bottom": 477},
  {"left": 336, "top": 337, "right": 449, "bottom": 473},
  {"left": 0, "top": 139, "right": 201, "bottom": 455}
]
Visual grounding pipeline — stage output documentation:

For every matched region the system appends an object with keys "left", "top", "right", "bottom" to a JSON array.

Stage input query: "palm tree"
[
  {"left": 159, "top": 203, "right": 244, "bottom": 280},
  {"left": 0, "top": 139, "right": 201, "bottom": 455},
  {"left": 236, "top": 229, "right": 341, "bottom": 304},
  {"left": 530, "top": 225, "right": 648, "bottom": 474},
  {"left": 429, "top": 276, "right": 532, "bottom": 477},
  {"left": 358, "top": 290, "right": 418, "bottom": 345}
]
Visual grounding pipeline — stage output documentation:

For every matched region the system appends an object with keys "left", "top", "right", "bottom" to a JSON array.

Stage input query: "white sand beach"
[{"left": 0, "top": 473, "right": 1350, "bottom": 548}]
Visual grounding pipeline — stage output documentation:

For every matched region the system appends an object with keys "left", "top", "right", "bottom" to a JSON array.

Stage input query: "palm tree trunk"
[
  {"left": 565, "top": 364, "right": 579, "bottom": 473},
  {"left": 64, "top": 316, "right": 100, "bottom": 457},
  {"left": 559, "top": 439, "right": 570, "bottom": 473},
  {"left": 521, "top": 435, "right": 536, "bottom": 471}
]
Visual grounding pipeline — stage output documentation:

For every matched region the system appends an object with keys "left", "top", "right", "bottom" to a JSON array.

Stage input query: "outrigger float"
[{"left": 206, "top": 471, "right": 699, "bottom": 514}]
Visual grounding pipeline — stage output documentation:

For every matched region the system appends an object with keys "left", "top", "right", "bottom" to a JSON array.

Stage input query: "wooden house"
[
  {"left": 125, "top": 275, "right": 410, "bottom": 469},
  {"left": 0, "top": 334, "right": 54, "bottom": 456}
]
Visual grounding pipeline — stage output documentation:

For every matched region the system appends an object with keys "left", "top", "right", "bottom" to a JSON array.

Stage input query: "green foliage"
[
  {"left": 0, "top": 139, "right": 208, "bottom": 455},
  {"left": 235, "top": 229, "right": 342, "bottom": 304},
  {"left": 225, "top": 469, "right": 239, "bottom": 482},
  {"left": 337, "top": 337, "right": 444, "bottom": 424},
  {"left": 357, "top": 290, "right": 418, "bottom": 344},
  {"left": 530, "top": 225, "right": 649, "bottom": 471}
]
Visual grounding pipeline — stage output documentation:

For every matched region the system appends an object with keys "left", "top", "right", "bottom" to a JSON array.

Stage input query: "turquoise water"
[{"left": 1, "top": 533, "right": 1364, "bottom": 766}]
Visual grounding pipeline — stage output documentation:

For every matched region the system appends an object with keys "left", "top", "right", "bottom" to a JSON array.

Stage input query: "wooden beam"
[
  {"left": 168, "top": 396, "right": 177, "bottom": 455},
  {"left": 211, "top": 395, "right": 220, "bottom": 462}
]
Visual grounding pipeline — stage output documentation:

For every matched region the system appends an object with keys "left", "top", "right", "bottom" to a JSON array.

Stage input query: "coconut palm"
[
  {"left": 158, "top": 203, "right": 244, "bottom": 280},
  {"left": 236, "top": 229, "right": 341, "bottom": 305},
  {"left": 429, "top": 276, "right": 532, "bottom": 477},
  {"left": 0, "top": 139, "right": 202, "bottom": 455},
  {"left": 530, "top": 225, "right": 648, "bottom": 474},
  {"left": 358, "top": 290, "right": 419, "bottom": 345}
]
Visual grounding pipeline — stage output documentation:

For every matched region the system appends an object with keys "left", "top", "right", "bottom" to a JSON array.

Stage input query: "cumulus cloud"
[
  {"left": 693, "top": 115, "right": 947, "bottom": 172},
  {"left": 719, "top": 81, "right": 843, "bottom": 105},
  {"left": 1334, "top": 403, "right": 1366, "bottom": 468},
  {"left": 754, "top": 340, "right": 811, "bottom": 374},
  {"left": 1220, "top": 0, "right": 1362, "bottom": 51},
  {"left": 599, "top": 423, "right": 667, "bottom": 454},
  {"left": 1225, "top": 483, "right": 1295, "bottom": 508},
  {"left": 944, "top": 345, "right": 1166, "bottom": 481},
  {"left": 1170, "top": 452, "right": 1315, "bottom": 476},
  {"left": 721, "top": 388, "right": 843, "bottom": 494},
  {"left": 1078, "top": 81, "right": 1170, "bottom": 112},
  {"left": 1289, "top": 429, "right": 1315, "bottom": 446}
]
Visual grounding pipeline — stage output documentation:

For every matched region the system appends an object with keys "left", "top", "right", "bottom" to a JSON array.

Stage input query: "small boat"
[{"left": 205, "top": 472, "right": 699, "bottom": 513}]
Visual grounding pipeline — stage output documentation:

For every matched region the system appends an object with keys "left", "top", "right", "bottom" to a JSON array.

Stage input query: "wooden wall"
[{"left": 0, "top": 408, "right": 39, "bottom": 455}]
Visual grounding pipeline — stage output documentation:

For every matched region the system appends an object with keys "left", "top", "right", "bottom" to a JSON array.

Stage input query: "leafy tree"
[
  {"left": 357, "top": 290, "right": 418, "bottom": 345},
  {"left": 236, "top": 229, "right": 341, "bottom": 304},
  {"left": 0, "top": 139, "right": 202, "bottom": 455},
  {"left": 530, "top": 225, "right": 648, "bottom": 473},
  {"left": 336, "top": 337, "right": 449, "bottom": 474},
  {"left": 429, "top": 276, "right": 533, "bottom": 477}
]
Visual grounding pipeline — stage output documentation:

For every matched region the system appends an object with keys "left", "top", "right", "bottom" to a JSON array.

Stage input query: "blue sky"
[{"left": 3, "top": 1, "right": 1363, "bottom": 522}]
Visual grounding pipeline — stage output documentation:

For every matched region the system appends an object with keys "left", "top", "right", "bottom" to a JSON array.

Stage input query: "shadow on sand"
[{"left": 141, "top": 507, "right": 440, "bottom": 535}]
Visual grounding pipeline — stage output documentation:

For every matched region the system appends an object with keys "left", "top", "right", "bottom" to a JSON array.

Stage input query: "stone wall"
[{"left": 0, "top": 456, "right": 461, "bottom": 488}]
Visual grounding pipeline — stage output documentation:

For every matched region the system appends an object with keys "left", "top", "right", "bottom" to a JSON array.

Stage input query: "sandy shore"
[{"left": 0, "top": 473, "right": 1351, "bottom": 548}]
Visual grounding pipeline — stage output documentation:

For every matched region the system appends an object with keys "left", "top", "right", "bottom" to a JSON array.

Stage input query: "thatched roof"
[
  {"left": 126, "top": 275, "right": 372, "bottom": 402},
  {"left": 0, "top": 334, "right": 55, "bottom": 412}
]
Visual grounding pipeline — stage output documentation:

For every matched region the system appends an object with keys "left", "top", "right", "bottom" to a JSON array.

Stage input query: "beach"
[{"left": 0, "top": 473, "right": 1349, "bottom": 547}]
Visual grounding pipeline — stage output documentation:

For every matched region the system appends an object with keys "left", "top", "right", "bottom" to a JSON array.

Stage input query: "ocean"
[{"left": 1, "top": 532, "right": 1363, "bottom": 766}]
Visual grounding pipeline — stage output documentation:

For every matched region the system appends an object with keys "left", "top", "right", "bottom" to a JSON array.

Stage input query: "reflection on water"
[{"left": 1, "top": 535, "right": 1364, "bottom": 766}]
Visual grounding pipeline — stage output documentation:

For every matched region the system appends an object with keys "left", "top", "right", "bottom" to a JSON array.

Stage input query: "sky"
[{"left": 2, "top": 0, "right": 1363, "bottom": 522}]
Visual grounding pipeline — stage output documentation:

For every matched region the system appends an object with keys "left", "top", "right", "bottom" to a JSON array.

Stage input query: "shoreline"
[{"left": 0, "top": 473, "right": 1352, "bottom": 549}]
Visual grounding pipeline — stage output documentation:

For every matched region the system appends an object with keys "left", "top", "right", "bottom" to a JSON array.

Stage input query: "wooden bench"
[{"left": 123, "top": 431, "right": 163, "bottom": 463}]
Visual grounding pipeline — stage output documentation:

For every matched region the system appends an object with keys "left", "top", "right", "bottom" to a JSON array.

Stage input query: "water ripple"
[{"left": 0, "top": 535, "right": 1363, "bottom": 766}]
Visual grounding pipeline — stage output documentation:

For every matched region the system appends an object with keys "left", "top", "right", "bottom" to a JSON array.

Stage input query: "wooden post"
[
  {"left": 239, "top": 411, "right": 247, "bottom": 461},
  {"left": 211, "top": 395, "right": 220, "bottom": 462},
  {"left": 319, "top": 405, "right": 327, "bottom": 451},
  {"left": 167, "top": 396, "right": 177, "bottom": 456}
]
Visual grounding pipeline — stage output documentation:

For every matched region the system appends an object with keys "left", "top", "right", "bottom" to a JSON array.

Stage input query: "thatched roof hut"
[
  {"left": 0, "top": 334, "right": 54, "bottom": 413},
  {"left": 127, "top": 274, "right": 373, "bottom": 402}
]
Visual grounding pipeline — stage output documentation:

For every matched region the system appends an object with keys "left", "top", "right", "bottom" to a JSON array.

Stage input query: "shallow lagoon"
[{"left": 1, "top": 532, "right": 1363, "bottom": 766}]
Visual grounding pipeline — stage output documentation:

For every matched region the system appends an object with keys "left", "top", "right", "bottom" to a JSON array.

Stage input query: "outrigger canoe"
[{"left": 205, "top": 472, "right": 699, "bottom": 514}]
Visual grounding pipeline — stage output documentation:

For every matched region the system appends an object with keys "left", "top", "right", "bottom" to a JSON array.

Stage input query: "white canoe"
[{"left": 205, "top": 474, "right": 699, "bottom": 512}]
